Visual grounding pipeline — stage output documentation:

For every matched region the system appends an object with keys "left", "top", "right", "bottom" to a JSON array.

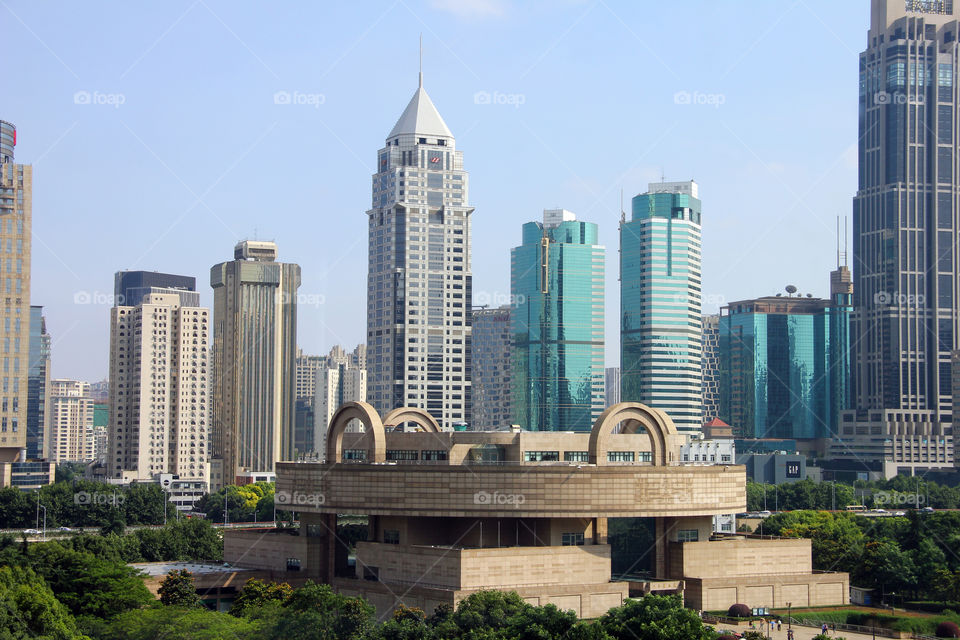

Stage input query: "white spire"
[{"left": 388, "top": 86, "right": 453, "bottom": 139}]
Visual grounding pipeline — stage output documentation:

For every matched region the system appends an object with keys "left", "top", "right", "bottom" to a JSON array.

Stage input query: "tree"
[
  {"left": 229, "top": 577, "right": 293, "bottom": 617},
  {"left": 254, "top": 581, "right": 375, "bottom": 640},
  {"left": 598, "top": 594, "right": 714, "bottom": 640},
  {"left": 88, "top": 605, "right": 260, "bottom": 640},
  {"left": 0, "top": 565, "right": 84, "bottom": 639},
  {"left": 374, "top": 605, "right": 431, "bottom": 640},
  {"left": 158, "top": 569, "right": 201, "bottom": 607},
  {"left": 100, "top": 510, "right": 126, "bottom": 536},
  {"left": 431, "top": 589, "right": 533, "bottom": 638}
]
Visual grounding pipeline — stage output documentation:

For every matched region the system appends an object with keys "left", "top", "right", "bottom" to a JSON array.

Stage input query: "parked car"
[
  {"left": 23, "top": 529, "right": 40, "bottom": 535},
  {"left": 57, "top": 526, "right": 73, "bottom": 532},
  {"left": 922, "top": 506, "right": 935, "bottom": 513}
]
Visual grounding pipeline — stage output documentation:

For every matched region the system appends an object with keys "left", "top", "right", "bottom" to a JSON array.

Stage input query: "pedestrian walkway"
[{"left": 717, "top": 620, "right": 892, "bottom": 640}]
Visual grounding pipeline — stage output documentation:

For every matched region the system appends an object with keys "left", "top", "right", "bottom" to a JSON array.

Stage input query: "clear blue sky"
[{"left": 3, "top": 0, "right": 865, "bottom": 381}]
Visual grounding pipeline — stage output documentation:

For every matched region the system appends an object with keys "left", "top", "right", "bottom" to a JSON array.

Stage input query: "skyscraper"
[
  {"left": 605, "top": 367, "right": 621, "bottom": 408},
  {"left": 48, "top": 380, "right": 94, "bottom": 462},
  {"left": 471, "top": 306, "right": 511, "bottom": 430},
  {"left": 114, "top": 270, "right": 197, "bottom": 307},
  {"left": 26, "top": 306, "right": 50, "bottom": 460},
  {"left": 0, "top": 120, "right": 32, "bottom": 478},
  {"left": 108, "top": 290, "right": 209, "bottom": 483},
  {"left": 314, "top": 346, "right": 367, "bottom": 455},
  {"left": 846, "top": 0, "right": 960, "bottom": 474},
  {"left": 621, "top": 181, "right": 702, "bottom": 435},
  {"left": 210, "top": 241, "right": 300, "bottom": 488},
  {"left": 719, "top": 272, "right": 852, "bottom": 440},
  {"left": 366, "top": 73, "right": 472, "bottom": 427},
  {"left": 701, "top": 314, "right": 721, "bottom": 424},
  {"left": 511, "top": 209, "right": 605, "bottom": 431}
]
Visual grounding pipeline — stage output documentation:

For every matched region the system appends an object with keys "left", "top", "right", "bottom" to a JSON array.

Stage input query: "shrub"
[
  {"left": 727, "top": 603, "right": 751, "bottom": 618},
  {"left": 937, "top": 621, "right": 960, "bottom": 638}
]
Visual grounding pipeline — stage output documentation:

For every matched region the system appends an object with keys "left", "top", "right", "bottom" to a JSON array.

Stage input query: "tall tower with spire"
[{"left": 365, "top": 69, "right": 472, "bottom": 427}]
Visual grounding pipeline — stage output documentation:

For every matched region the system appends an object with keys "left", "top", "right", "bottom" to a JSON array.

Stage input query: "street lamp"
[
  {"left": 787, "top": 602, "right": 791, "bottom": 630},
  {"left": 38, "top": 503, "right": 47, "bottom": 541}
]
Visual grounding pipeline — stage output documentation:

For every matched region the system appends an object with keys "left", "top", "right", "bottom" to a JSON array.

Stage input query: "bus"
[{"left": 845, "top": 505, "right": 866, "bottom": 512}]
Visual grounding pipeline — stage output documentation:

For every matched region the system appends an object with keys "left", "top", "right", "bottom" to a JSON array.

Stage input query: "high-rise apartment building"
[
  {"left": 511, "top": 209, "right": 605, "bottom": 431},
  {"left": 314, "top": 345, "right": 367, "bottom": 455},
  {"left": 366, "top": 74, "right": 472, "bottom": 427},
  {"left": 0, "top": 120, "right": 32, "bottom": 475},
  {"left": 114, "top": 270, "right": 197, "bottom": 307},
  {"left": 26, "top": 306, "right": 50, "bottom": 460},
  {"left": 108, "top": 290, "right": 209, "bottom": 482},
  {"left": 621, "top": 181, "right": 702, "bottom": 435},
  {"left": 49, "top": 379, "right": 94, "bottom": 462},
  {"left": 470, "top": 306, "right": 511, "bottom": 430},
  {"left": 210, "top": 241, "right": 300, "bottom": 488},
  {"left": 701, "top": 314, "right": 721, "bottom": 424},
  {"left": 295, "top": 349, "right": 325, "bottom": 401},
  {"left": 844, "top": 0, "right": 960, "bottom": 475}
]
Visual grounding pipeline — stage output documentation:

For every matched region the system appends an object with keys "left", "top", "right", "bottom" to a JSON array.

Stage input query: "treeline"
[
  {"left": 763, "top": 509, "right": 960, "bottom": 603},
  {"left": 745, "top": 476, "right": 960, "bottom": 512}
]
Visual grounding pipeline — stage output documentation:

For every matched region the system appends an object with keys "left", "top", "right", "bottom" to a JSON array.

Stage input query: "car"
[
  {"left": 23, "top": 529, "right": 40, "bottom": 535},
  {"left": 872, "top": 508, "right": 887, "bottom": 513},
  {"left": 57, "top": 526, "right": 73, "bottom": 532},
  {"left": 893, "top": 511, "right": 906, "bottom": 516},
  {"left": 922, "top": 506, "right": 935, "bottom": 513},
  {"left": 758, "top": 510, "right": 772, "bottom": 517}
]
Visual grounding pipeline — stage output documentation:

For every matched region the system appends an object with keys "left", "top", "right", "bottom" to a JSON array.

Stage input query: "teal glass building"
[
  {"left": 719, "top": 268, "right": 852, "bottom": 439},
  {"left": 511, "top": 209, "right": 604, "bottom": 431},
  {"left": 621, "top": 181, "right": 703, "bottom": 434}
]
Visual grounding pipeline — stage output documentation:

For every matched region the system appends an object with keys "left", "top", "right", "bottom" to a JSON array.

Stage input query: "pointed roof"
[
  {"left": 388, "top": 85, "right": 453, "bottom": 139},
  {"left": 704, "top": 418, "right": 730, "bottom": 427}
]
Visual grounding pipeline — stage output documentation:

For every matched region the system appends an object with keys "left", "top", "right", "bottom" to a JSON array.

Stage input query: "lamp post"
[
  {"left": 787, "top": 601, "right": 792, "bottom": 629},
  {"left": 224, "top": 489, "right": 229, "bottom": 528},
  {"left": 38, "top": 503, "right": 46, "bottom": 541}
]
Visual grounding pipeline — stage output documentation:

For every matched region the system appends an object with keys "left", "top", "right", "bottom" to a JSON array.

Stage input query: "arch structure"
[
  {"left": 381, "top": 407, "right": 441, "bottom": 433},
  {"left": 326, "top": 401, "right": 386, "bottom": 463},
  {"left": 588, "top": 402, "right": 680, "bottom": 467}
]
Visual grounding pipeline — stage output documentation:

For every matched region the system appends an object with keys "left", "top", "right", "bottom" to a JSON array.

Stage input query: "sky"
[{"left": 2, "top": 0, "right": 866, "bottom": 382}]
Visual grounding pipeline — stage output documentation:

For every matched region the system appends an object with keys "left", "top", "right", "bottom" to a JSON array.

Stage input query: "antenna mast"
[{"left": 419, "top": 34, "right": 423, "bottom": 88}]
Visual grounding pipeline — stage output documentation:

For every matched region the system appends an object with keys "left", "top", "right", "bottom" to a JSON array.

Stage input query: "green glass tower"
[
  {"left": 621, "top": 181, "right": 702, "bottom": 434},
  {"left": 511, "top": 209, "right": 604, "bottom": 431}
]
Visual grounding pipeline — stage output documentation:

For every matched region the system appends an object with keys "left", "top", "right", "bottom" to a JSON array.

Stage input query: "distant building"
[
  {"left": 88, "top": 380, "right": 109, "bottom": 403},
  {"left": 470, "top": 306, "right": 511, "bottom": 430},
  {"left": 314, "top": 345, "right": 367, "bottom": 456},
  {"left": 621, "top": 181, "right": 703, "bottom": 435},
  {"left": 49, "top": 380, "right": 94, "bottom": 462},
  {"left": 92, "top": 402, "right": 108, "bottom": 465},
  {"left": 108, "top": 290, "right": 209, "bottom": 484},
  {"left": 210, "top": 241, "right": 300, "bottom": 489},
  {"left": 604, "top": 367, "right": 620, "bottom": 409},
  {"left": 295, "top": 349, "right": 324, "bottom": 402},
  {"left": 114, "top": 270, "right": 197, "bottom": 307},
  {"left": 701, "top": 314, "right": 720, "bottom": 423},
  {"left": 26, "top": 306, "right": 51, "bottom": 461},
  {"left": 736, "top": 452, "right": 807, "bottom": 485},
  {"left": 511, "top": 209, "right": 605, "bottom": 431},
  {"left": 719, "top": 269, "right": 851, "bottom": 440}
]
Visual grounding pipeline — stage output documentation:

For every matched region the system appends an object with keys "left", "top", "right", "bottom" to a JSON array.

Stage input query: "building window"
[
  {"left": 422, "top": 450, "right": 448, "bottom": 461},
  {"left": 343, "top": 449, "right": 366, "bottom": 461},
  {"left": 563, "top": 451, "right": 589, "bottom": 462},
  {"left": 720, "top": 455, "right": 731, "bottom": 463},
  {"left": 561, "top": 532, "right": 585, "bottom": 546},
  {"left": 384, "top": 530, "right": 400, "bottom": 545},
  {"left": 677, "top": 529, "right": 699, "bottom": 542},
  {"left": 286, "top": 557, "right": 301, "bottom": 571},
  {"left": 386, "top": 449, "right": 419, "bottom": 461},
  {"left": 638, "top": 452, "right": 652, "bottom": 463},
  {"left": 607, "top": 451, "right": 635, "bottom": 462},
  {"left": 523, "top": 451, "right": 559, "bottom": 462}
]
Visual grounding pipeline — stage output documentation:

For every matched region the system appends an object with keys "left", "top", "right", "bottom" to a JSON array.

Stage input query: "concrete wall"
[
  {"left": 669, "top": 537, "right": 812, "bottom": 580},
  {"left": 684, "top": 572, "right": 849, "bottom": 611}
]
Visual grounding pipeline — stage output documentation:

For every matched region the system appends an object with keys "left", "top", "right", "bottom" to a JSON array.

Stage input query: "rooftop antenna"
[
  {"left": 620, "top": 188, "right": 625, "bottom": 223},
  {"left": 661, "top": 168, "right": 665, "bottom": 183},
  {"left": 419, "top": 34, "right": 423, "bottom": 88}
]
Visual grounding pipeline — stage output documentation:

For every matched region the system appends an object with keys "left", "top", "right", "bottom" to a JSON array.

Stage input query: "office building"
[
  {"left": 108, "top": 290, "right": 209, "bottom": 483},
  {"left": 26, "top": 306, "right": 50, "bottom": 460},
  {"left": 226, "top": 401, "right": 849, "bottom": 616},
  {"left": 719, "top": 271, "right": 852, "bottom": 440},
  {"left": 210, "top": 241, "right": 301, "bottom": 488},
  {"left": 511, "top": 209, "right": 605, "bottom": 432},
  {"left": 49, "top": 379, "right": 94, "bottom": 462},
  {"left": 92, "top": 402, "right": 108, "bottom": 465},
  {"left": 0, "top": 120, "right": 32, "bottom": 481},
  {"left": 701, "top": 314, "right": 721, "bottom": 424},
  {"left": 621, "top": 181, "right": 702, "bottom": 435},
  {"left": 314, "top": 345, "right": 367, "bottom": 456},
  {"left": 605, "top": 367, "right": 621, "bottom": 409},
  {"left": 365, "top": 73, "right": 472, "bottom": 428},
  {"left": 470, "top": 306, "right": 511, "bottom": 430},
  {"left": 114, "top": 270, "right": 197, "bottom": 307},
  {"left": 846, "top": 0, "right": 960, "bottom": 475}
]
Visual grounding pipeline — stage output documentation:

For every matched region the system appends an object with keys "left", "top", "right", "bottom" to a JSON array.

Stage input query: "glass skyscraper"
[
  {"left": 366, "top": 73, "right": 472, "bottom": 427},
  {"left": 620, "top": 181, "right": 702, "bottom": 434},
  {"left": 471, "top": 305, "right": 511, "bottom": 430},
  {"left": 844, "top": 0, "right": 960, "bottom": 473},
  {"left": 26, "top": 305, "right": 50, "bottom": 460},
  {"left": 719, "top": 268, "right": 852, "bottom": 440},
  {"left": 511, "top": 209, "right": 604, "bottom": 431}
]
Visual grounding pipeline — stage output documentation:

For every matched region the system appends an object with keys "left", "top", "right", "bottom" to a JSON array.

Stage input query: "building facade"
[
  {"left": 108, "top": 290, "right": 209, "bottom": 483},
  {"left": 49, "top": 379, "right": 94, "bottom": 462},
  {"left": 295, "top": 349, "right": 324, "bottom": 402},
  {"left": 26, "top": 305, "right": 50, "bottom": 461},
  {"left": 719, "top": 270, "right": 852, "bottom": 440},
  {"left": 605, "top": 367, "right": 621, "bottom": 409},
  {"left": 848, "top": 0, "right": 960, "bottom": 473},
  {"left": 314, "top": 348, "right": 367, "bottom": 456},
  {"left": 621, "top": 181, "right": 702, "bottom": 435},
  {"left": 511, "top": 209, "right": 605, "bottom": 432},
  {"left": 211, "top": 241, "right": 301, "bottom": 488},
  {"left": 366, "top": 75, "right": 472, "bottom": 428},
  {"left": 470, "top": 306, "right": 511, "bottom": 430},
  {"left": 114, "top": 270, "right": 197, "bottom": 307},
  {"left": 0, "top": 120, "right": 32, "bottom": 476},
  {"left": 701, "top": 314, "right": 721, "bottom": 424}
]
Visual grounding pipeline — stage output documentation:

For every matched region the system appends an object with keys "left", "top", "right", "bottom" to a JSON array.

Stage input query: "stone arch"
[
  {"left": 326, "top": 401, "right": 386, "bottom": 463},
  {"left": 381, "top": 407, "right": 441, "bottom": 433},
  {"left": 588, "top": 402, "right": 679, "bottom": 466}
]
